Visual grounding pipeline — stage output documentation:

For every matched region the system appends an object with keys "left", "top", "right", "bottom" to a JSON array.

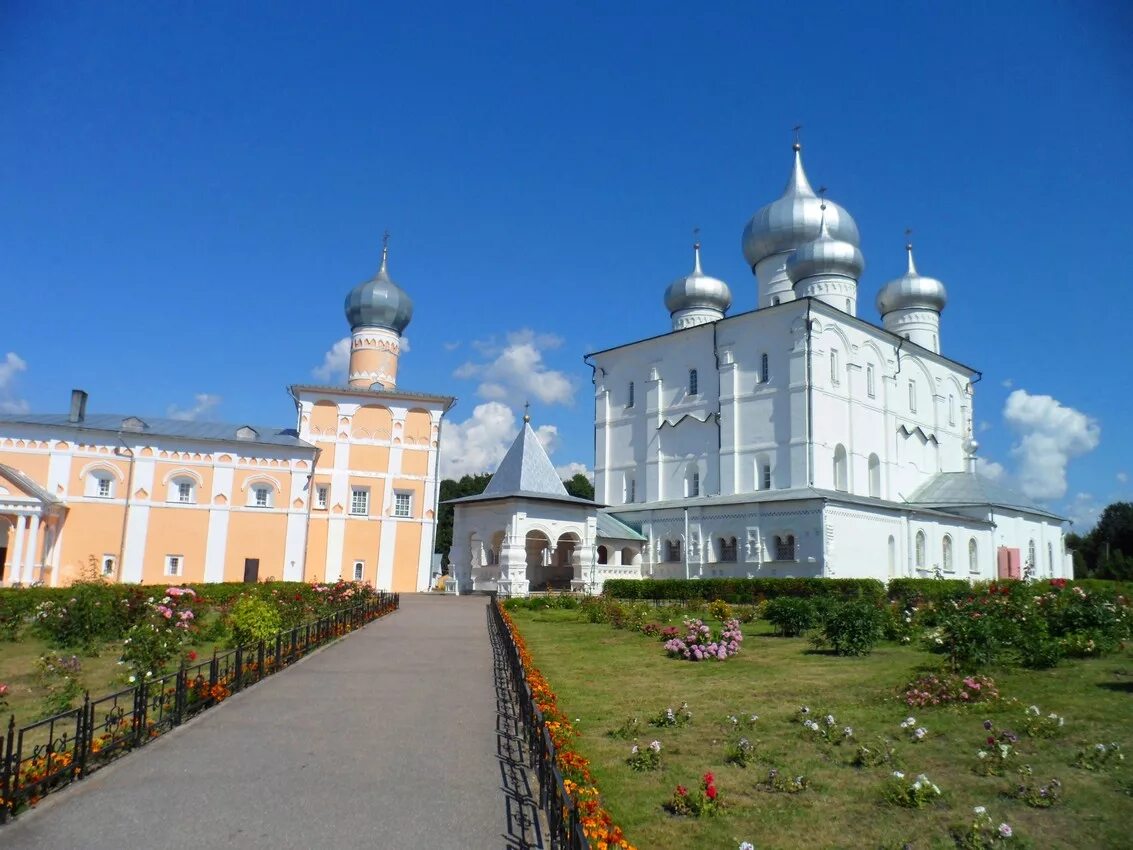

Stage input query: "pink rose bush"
[{"left": 664, "top": 618, "right": 743, "bottom": 662}]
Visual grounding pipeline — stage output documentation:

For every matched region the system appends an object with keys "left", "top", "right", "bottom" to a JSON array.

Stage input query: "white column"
[
  {"left": 11, "top": 515, "right": 27, "bottom": 586},
  {"left": 23, "top": 515, "right": 40, "bottom": 584}
]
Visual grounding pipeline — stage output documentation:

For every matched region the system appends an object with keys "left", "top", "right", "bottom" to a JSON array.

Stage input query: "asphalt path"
[{"left": 2, "top": 594, "right": 518, "bottom": 850}]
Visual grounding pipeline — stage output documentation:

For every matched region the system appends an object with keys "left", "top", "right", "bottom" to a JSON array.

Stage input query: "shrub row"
[{"left": 603, "top": 578, "right": 886, "bottom": 604}]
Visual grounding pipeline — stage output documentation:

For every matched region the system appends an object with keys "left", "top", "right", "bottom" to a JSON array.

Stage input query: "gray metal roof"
[
  {"left": 0, "top": 413, "right": 314, "bottom": 451},
  {"left": 0, "top": 462, "right": 62, "bottom": 504},
  {"left": 597, "top": 511, "right": 646, "bottom": 541},
  {"left": 446, "top": 422, "right": 599, "bottom": 507},
  {"left": 907, "top": 471, "right": 1064, "bottom": 520}
]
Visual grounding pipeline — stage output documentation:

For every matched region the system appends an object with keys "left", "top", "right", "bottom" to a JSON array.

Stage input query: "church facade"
[
  {"left": 456, "top": 141, "right": 1070, "bottom": 595},
  {"left": 0, "top": 242, "right": 453, "bottom": 591}
]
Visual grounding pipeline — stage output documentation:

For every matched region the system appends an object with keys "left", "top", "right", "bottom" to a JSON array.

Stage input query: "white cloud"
[
  {"left": 555, "top": 462, "right": 593, "bottom": 482},
  {"left": 1118, "top": 471, "right": 1129, "bottom": 485},
  {"left": 438, "top": 402, "right": 518, "bottom": 479},
  {"left": 443, "top": 341, "right": 461, "bottom": 351},
  {"left": 1001, "top": 378, "right": 1014, "bottom": 388},
  {"left": 534, "top": 423, "right": 560, "bottom": 456},
  {"left": 977, "top": 459, "right": 1007, "bottom": 483},
  {"left": 399, "top": 336, "right": 410, "bottom": 353},
  {"left": 0, "top": 352, "right": 29, "bottom": 414},
  {"left": 167, "top": 393, "right": 221, "bottom": 422},
  {"left": 1064, "top": 491, "right": 1103, "bottom": 530},
  {"left": 977, "top": 421, "right": 992, "bottom": 433},
  {"left": 1003, "top": 389, "right": 1100, "bottom": 501},
  {"left": 313, "top": 337, "right": 351, "bottom": 382},
  {"left": 454, "top": 329, "right": 575, "bottom": 406}
]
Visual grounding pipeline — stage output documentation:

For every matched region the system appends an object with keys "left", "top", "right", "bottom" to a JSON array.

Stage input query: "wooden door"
[{"left": 243, "top": 558, "right": 260, "bottom": 583}]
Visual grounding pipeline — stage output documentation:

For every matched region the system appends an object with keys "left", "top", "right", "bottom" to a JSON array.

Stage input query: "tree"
[
  {"left": 563, "top": 472, "right": 595, "bottom": 501},
  {"left": 1065, "top": 501, "right": 1133, "bottom": 579}
]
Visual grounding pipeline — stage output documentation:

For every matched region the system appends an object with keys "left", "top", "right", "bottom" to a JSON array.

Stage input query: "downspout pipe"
[
  {"left": 805, "top": 300, "right": 814, "bottom": 487},
  {"left": 114, "top": 433, "right": 136, "bottom": 583},
  {"left": 712, "top": 321, "right": 723, "bottom": 495}
]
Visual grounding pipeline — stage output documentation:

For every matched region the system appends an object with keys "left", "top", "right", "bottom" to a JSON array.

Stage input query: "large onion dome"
[
  {"left": 876, "top": 243, "right": 948, "bottom": 316},
  {"left": 741, "top": 142, "right": 860, "bottom": 270},
  {"left": 786, "top": 206, "right": 865, "bottom": 284},
  {"left": 664, "top": 242, "right": 733, "bottom": 317},
  {"left": 344, "top": 243, "right": 414, "bottom": 333}
]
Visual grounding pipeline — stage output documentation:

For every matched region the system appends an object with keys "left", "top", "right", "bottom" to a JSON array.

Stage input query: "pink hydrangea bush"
[{"left": 664, "top": 618, "right": 743, "bottom": 661}]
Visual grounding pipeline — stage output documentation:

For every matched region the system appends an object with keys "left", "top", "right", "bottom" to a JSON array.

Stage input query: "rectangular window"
[
  {"left": 394, "top": 492, "right": 412, "bottom": 517},
  {"left": 762, "top": 465, "right": 772, "bottom": 490},
  {"left": 719, "top": 538, "right": 738, "bottom": 562},
  {"left": 97, "top": 478, "right": 112, "bottom": 498},
  {"left": 908, "top": 379, "right": 917, "bottom": 413},
  {"left": 165, "top": 555, "right": 183, "bottom": 577},
  {"left": 350, "top": 488, "right": 370, "bottom": 516},
  {"left": 177, "top": 481, "right": 193, "bottom": 503},
  {"left": 316, "top": 486, "right": 328, "bottom": 509},
  {"left": 689, "top": 471, "right": 700, "bottom": 497},
  {"left": 254, "top": 487, "right": 270, "bottom": 508},
  {"left": 353, "top": 560, "right": 364, "bottom": 581},
  {"left": 665, "top": 540, "right": 682, "bottom": 562},
  {"left": 775, "top": 536, "right": 796, "bottom": 561},
  {"left": 760, "top": 353, "right": 769, "bottom": 384},
  {"left": 830, "top": 350, "right": 840, "bottom": 385},
  {"left": 102, "top": 555, "right": 115, "bottom": 576},
  {"left": 866, "top": 365, "right": 876, "bottom": 398},
  {"left": 625, "top": 476, "right": 636, "bottom": 503},
  {"left": 627, "top": 381, "right": 635, "bottom": 408},
  {"left": 948, "top": 394, "right": 955, "bottom": 425},
  {"left": 689, "top": 369, "right": 698, "bottom": 395}
]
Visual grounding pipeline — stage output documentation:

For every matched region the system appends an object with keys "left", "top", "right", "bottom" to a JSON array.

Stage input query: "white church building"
[{"left": 450, "top": 141, "right": 1070, "bottom": 595}]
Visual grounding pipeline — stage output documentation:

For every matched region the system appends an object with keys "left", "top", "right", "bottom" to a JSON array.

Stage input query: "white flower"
[
  {"left": 843, "top": 727, "right": 854, "bottom": 737},
  {"left": 739, "top": 843, "right": 755, "bottom": 850},
  {"left": 649, "top": 740, "right": 661, "bottom": 752},
  {"left": 824, "top": 714, "right": 836, "bottom": 726},
  {"left": 1027, "top": 705, "right": 1040, "bottom": 716},
  {"left": 974, "top": 805, "right": 987, "bottom": 815},
  {"left": 901, "top": 717, "right": 916, "bottom": 728},
  {"left": 892, "top": 771, "right": 905, "bottom": 779},
  {"left": 749, "top": 714, "right": 758, "bottom": 723},
  {"left": 128, "top": 675, "right": 136, "bottom": 683},
  {"left": 914, "top": 727, "right": 927, "bottom": 740}
]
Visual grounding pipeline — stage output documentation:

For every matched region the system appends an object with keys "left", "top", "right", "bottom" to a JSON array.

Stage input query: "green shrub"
[
  {"left": 707, "top": 599, "right": 733, "bottom": 621},
  {"left": 821, "top": 601, "right": 884, "bottom": 656},
  {"left": 603, "top": 578, "right": 885, "bottom": 604},
  {"left": 887, "top": 578, "right": 970, "bottom": 607},
  {"left": 765, "top": 597, "right": 818, "bottom": 637},
  {"left": 229, "top": 595, "right": 282, "bottom": 646},
  {"left": 31, "top": 582, "right": 142, "bottom": 650}
]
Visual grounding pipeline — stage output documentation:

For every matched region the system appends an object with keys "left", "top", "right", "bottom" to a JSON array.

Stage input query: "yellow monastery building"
[{"left": 0, "top": 244, "right": 454, "bottom": 591}]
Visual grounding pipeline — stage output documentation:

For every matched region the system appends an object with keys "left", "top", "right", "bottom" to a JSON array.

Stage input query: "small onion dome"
[
  {"left": 786, "top": 206, "right": 865, "bottom": 284},
  {"left": 664, "top": 243, "right": 732, "bottom": 315},
  {"left": 741, "top": 142, "right": 860, "bottom": 269},
  {"left": 344, "top": 243, "right": 414, "bottom": 333},
  {"left": 876, "top": 243, "right": 948, "bottom": 316}
]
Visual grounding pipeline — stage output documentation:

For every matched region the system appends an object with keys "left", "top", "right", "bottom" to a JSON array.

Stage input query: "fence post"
[
  {"left": 275, "top": 632, "right": 283, "bottom": 672},
  {"left": 76, "top": 692, "right": 91, "bottom": 781},
  {"left": 2, "top": 715, "right": 15, "bottom": 823},
  {"left": 233, "top": 644, "right": 244, "bottom": 694},
  {"left": 209, "top": 648, "right": 219, "bottom": 705},
  {"left": 132, "top": 680, "right": 147, "bottom": 747},
  {"left": 174, "top": 660, "right": 186, "bottom": 726},
  {"left": 257, "top": 640, "right": 266, "bottom": 684}
]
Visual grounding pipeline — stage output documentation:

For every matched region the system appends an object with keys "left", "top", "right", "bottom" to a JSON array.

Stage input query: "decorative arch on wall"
[
  {"left": 868, "top": 453, "right": 881, "bottom": 498},
  {"left": 78, "top": 460, "right": 126, "bottom": 482},
  {"left": 352, "top": 404, "right": 394, "bottom": 440},
  {"left": 240, "top": 474, "right": 282, "bottom": 494},
  {"left": 833, "top": 444, "right": 848, "bottom": 492},
  {"left": 404, "top": 408, "right": 432, "bottom": 445},
  {"left": 161, "top": 467, "right": 204, "bottom": 487},
  {"left": 309, "top": 400, "right": 338, "bottom": 436}
]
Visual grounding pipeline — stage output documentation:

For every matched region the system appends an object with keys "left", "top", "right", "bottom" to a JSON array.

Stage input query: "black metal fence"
[
  {"left": 0, "top": 592, "right": 399, "bottom": 823},
  {"left": 488, "top": 599, "right": 590, "bottom": 850}
]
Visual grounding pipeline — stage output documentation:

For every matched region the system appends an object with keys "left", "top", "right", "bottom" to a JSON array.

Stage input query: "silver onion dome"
[
  {"left": 876, "top": 244, "right": 948, "bottom": 315},
  {"left": 741, "top": 142, "right": 861, "bottom": 270},
  {"left": 344, "top": 242, "right": 414, "bottom": 333},
  {"left": 664, "top": 243, "right": 732, "bottom": 315},
  {"left": 786, "top": 207, "right": 865, "bottom": 284}
]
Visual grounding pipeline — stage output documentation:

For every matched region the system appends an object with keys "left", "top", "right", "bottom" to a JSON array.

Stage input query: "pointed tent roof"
[
  {"left": 907, "top": 471, "right": 1064, "bottom": 521},
  {"left": 445, "top": 421, "right": 599, "bottom": 507}
]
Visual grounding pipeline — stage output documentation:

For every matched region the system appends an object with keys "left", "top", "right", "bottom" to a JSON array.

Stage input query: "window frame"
[
  {"left": 393, "top": 491, "right": 412, "bottom": 518},
  {"left": 253, "top": 486, "right": 271, "bottom": 508},
  {"left": 350, "top": 487, "right": 370, "bottom": 516},
  {"left": 830, "top": 349, "right": 840, "bottom": 385},
  {"left": 761, "top": 463, "right": 772, "bottom": 491},
  {"left": 688, "top": 368, "right": 698, "bottom": 396},
  {"left": 316, "top": 485, "right": 329, "bottom": 510},
  {"left": 719, "top": 537, "right": 738, "bottom": 563},
  {"left": 775, "top": 534, "right": 796, "bottom": 561},
  {"left": 760, "top": 353, "right": 769, "bottom": 384},
  {"left": 942, "top": 534, "right": 954, "bottom": 572},
  {"left": 165, "top": 554, "right": 183, "bottom": 577},
  {"left": 352, "top": 560, "right": 364, "bottom": 581},
  {"left": 626, "top": 381, "right": 635, "bottom": 408},
  {"left": 688, "top": 470, "right": 700, "bottom": 498},
  {"left": 866, "top": 364, "right": 876, "bottom": 398},
  {"left": 102, "top": 554, "right": 116, "bottom": 577},
  {"left": 915, "top": 530, "right": 926, "bottom": 568},
  {"left": 968, "top": 537, "right": 979, "bottom": 573},
  {"left": 908, "top": 379, "right": 918, "bottom": 413},
  {"left": 665, "top": 539, "right": 682, "bottom": 563}
]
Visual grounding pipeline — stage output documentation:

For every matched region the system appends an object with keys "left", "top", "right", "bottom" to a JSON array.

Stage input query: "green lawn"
[{"left": 509, "top": 607, "right": 1133, "bottom": 850}]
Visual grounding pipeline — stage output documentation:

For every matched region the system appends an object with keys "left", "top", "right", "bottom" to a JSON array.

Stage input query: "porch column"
[
  {"left": 22, "top": 515, "right": 40, "bottom": 585},
  {"left": 10, "top": 515, "right": 27, "bottom": 586}
]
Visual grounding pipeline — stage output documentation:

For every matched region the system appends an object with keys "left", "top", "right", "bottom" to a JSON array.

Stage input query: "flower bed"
[
  {"left": 663, "top": 618, "right": 743, "bottom": 661},
  {"left": 496, "top": 603, "right": 635, "bottom": 850}
]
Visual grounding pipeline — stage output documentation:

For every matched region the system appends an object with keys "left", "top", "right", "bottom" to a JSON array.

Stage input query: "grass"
[{"left": 509, "top": 607, "right": 1133, "bottom": 850}]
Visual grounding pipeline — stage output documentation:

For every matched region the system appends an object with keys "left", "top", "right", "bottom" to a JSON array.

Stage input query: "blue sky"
[{"left": 2, "top": 1, "right": 1130, "bottom": 529}]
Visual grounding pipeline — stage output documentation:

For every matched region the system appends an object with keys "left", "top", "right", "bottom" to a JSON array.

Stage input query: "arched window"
[
  {"left": 775, "top": 535, "right": 796, "bottom": 561},
  {"left": 942, "top": 535, "right": 953, "bottom": 572},
  {"left": 624, "top": 475, "right": 636, "bottom": 503},
  {"left": 719, "top": 537, "right": 738, "bottom": 562},
  {"left": 772, "top": 296, "right": 781, "bottom": 306},
  {"left": 597, "top": 545, "right": 608, "bottom": 565},
  {"left": 626, "top": 381, "right": 635, "bottom": 408},
  {"left": 830, "top": 349, "right": 840, "bottom": 385},
  {"left": 167, "top": 474, "right": 198, "bottom": 504},
  {"left": 1047, "top": 542, "right": 1054, "bottom": 576},
  {"left": 948, "top": 394, "right": 956, "bottom": 425},
  {"left": 686, "top": 470, "right": 700, "bottom": 497},
  {"left": 86, "top": 469, "right": 116, "bottom": 499},
  {"left": 887, "top": 535, "right": 896, "bottom": 577},
  {"left": 762, "top": 463, "right": 772, "bottom": 490},
  {"left": 665, "top": 540, "right": 682, "bottom": 562},
  {"left": 1027, "top": 539, "right": 1037, "bottom": 572},
  {"left": 866, "top": 364, "right": 876, "bottom": 398},
  {"left": 969, "top": 537, "right": 979, "bottom": 573},
  {"left": 833, "top": 444, "right": 848, "bottom": 492},
  {"left": 868, "top": 454, "right": 880, "bottom": 498},
  {"left": 689, "top": 369, "right": 698, "bottom": 395},
  {"left": 760, "top": 353, "right": 769, "bottom": 383},
  {"left": 245, "top": 479, "right": 278, "bottom": 509},
  {"left": 908, "top": 379, "right": 918, "bottom": 413},
  {"left": 915, "top": 531, "right": 926, "bottom": 568}
]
